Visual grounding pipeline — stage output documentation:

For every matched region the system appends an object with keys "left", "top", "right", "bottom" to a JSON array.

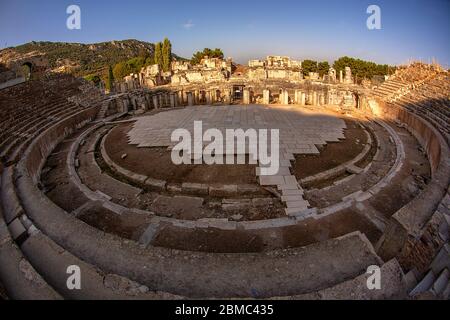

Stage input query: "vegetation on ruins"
[
  {"left": 106, "top": 65, "right": 114, "bottom": 91},
  {"left": 84, "top": 74, "right": 101, "bottom": 87},
  {"left": 332, "top": 56, "right": 395, "bottom": 81},
  {"left": 191, "top": 48, "right": 224, "bottom": 65},
  {"left": 112, "top": 56, "right": 149, "bottom": 80},
  {"left": 154, "top": 42, "right": 163, "bottom": 70},
  {"left": 162, "top": 38, "right": 172, "bottom": 72}
]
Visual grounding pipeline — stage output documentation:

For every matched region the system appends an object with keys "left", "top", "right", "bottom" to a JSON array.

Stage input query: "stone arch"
[{"left": 21, "top": 62, "right": 33, "bottom": 80}]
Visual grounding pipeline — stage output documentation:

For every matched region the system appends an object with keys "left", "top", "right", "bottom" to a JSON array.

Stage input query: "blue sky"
[{"left": 0, "top": 0, "right": 449, "bottom": 66}]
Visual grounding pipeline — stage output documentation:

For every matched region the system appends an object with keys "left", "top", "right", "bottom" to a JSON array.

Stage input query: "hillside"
[{"left": 0, "top": 39, "right": 183, "bottom": 77}]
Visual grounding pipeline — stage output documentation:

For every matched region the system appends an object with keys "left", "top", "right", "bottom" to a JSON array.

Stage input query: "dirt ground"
[
  {"left": 105, "top": 123, "right": 259, "bottom": 185},
  {"left": 292, "top": 119, "right": 368, "bottom": 179},
  {"left": 368, "top": 124, "right": 431, "bottom": 218}
]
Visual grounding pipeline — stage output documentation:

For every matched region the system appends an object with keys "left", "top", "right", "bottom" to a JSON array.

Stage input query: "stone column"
[
  {"left": 215, "top": 90, "right": 220, "bottom": 103},
  {"left": 182, "top": 91, "right": 188, "bottom": 106},
  {"left": 170, "top": 93, "right": 176, "bottom": 108},
  {"left": 152, "top": 95, "right": 159, "bottom": 109},
  {"left": 206, "top": 90, "right": 212, "bottom": 105},
  {"left": 243, "top": 88, "right": 250, "bottom": 104},
  {"left": 224, "top": 88, "right": 232, "bottom": 104},
  {"left": 282, "top": 90, "right": 289, "bottom": 105},
  {"left": 319, "top": 93, "right": 325, "bottom": 106},
  {"left": 263, "top": 89, "right": 270, "bottom": 104},
  {"left": 194, "top": 90, "right": 200, "bottom": 104},
  {"left": 300, "top": 92, "right": 306, "bottom": 106},
  {"left": 187, "top": 92, "right": 194, "bottom": 106},
  {"left": 177, "top": 90, "right": 183, "bottom": 105},
  {"left": 339, "top": 70, "right": 343, "bottom": 83}
]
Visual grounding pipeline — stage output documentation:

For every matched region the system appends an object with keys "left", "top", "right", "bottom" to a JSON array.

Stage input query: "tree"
[
  {"left": 332, "top": 56, "right": 395, "bottom": 82},
  {"left": 162, "top": 38, "right": 172, "bottom": 72},
  {"left": 301, "top": 59, "right": 318, "bottom": 77},
  {"left": 318, "top": 61, "right": 330, "bottom": 77},
  {"left": 191, "top": 48, "right": 224, "bottom": 65},
  {"left": 154, "top": 42, "right": 163, "bottom": 69},
  {"left": 116, "top": 62, "right": 129, "bottom": 78},
  {"left": 106, "top": 65, "right": 114, "bottom": 91}
]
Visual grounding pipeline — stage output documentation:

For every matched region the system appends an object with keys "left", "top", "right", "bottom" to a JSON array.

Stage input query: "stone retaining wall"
[{"left": 370, "top": 99, "right": 450, "bottom": 263}]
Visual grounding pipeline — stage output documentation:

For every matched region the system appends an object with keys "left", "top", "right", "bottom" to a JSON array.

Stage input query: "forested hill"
[{"left": 0, "top": 39, "right": 183, "bottom": 77}]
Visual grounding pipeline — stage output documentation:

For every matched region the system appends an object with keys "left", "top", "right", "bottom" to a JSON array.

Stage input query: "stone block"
[
  {"left": 209, "top": 184, "right": 238, "bottom": 197},
  {"left": 144, "top": 177, "right": 166, "bottom": 190},
  {"left": 181, "top": 182, "right": 209, "bottom": 195},
  {"left": 259, "top": 175, "right": 284, "bottom": 186},
  {"left": 237, "top": 184, "right": 261, "bottom": 195},
  {"left": 8, "top": 218, "right": 27, "bottom": 242},
  {"left": 139, "top": 223, "right": 160, "bottom": 247}
]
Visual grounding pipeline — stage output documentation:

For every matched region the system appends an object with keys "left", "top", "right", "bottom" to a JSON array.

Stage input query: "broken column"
[
  {"left": 344, "top": 66, "right": 353, "bottom": 84},
  {"left": 339, "top": 70, "right": 343, "bottom": 83}
]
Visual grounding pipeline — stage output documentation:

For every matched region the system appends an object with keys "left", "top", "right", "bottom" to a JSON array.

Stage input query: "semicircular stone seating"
[{"left": 0, "top": 65, "right": 449, "bottom": 300}]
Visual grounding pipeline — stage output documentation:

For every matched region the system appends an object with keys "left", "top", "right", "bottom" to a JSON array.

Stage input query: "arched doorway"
[{"left": 21, "top": 62, "right": 32, "bottom": 80}]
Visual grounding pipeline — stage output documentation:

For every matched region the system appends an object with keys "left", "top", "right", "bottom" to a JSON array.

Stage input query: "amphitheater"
[{"left": 0, "top": 62, "right": 449, "bottom": 300}]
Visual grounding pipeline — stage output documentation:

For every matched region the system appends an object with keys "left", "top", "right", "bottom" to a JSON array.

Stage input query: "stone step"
[
  {"left": 0, "top": 209, "right": 61, "bottom": 300},
  {"left": 283, "top": 259, "right": 408, "bottom": 300},
  {"left": 12, "top": 175, "right": 384, "bottom": 298},
  {"left": 409, "top": 270, "right": 435, "bottom": 297},
  {"left": 20, "top": 231, "right": 180, "bottom": 299},
  {"left": 430, "top": 268, "right": 449, "bottom": 297}
]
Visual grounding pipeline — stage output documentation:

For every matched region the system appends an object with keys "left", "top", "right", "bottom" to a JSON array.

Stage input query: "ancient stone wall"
[
  {"left": 22, "top": 106, "right": 100, "bottom": 184},
  {"left": 371, "top": 99, "right": 450, "bottom": 264}
]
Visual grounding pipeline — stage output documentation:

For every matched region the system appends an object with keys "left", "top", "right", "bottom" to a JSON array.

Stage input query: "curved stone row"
[
  {"left": 0, "top": 102, "right": 396, "bottom": 299},
  {"left": 71, "top": 113, "right": 402, "bottom": 231}
]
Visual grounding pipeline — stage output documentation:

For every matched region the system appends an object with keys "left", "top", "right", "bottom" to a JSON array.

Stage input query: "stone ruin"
[{"left": 247, "top": 55, "right": 303, "bottom": 82}]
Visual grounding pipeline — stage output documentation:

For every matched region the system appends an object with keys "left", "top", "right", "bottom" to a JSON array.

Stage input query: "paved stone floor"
[{"left": 128, "top": 105, "right": 347, "bottom": 216}]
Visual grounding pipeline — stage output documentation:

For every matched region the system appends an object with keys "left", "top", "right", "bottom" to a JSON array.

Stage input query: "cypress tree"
[
  {"left": 107, "top": 65, "right": 114, "bottom": 92},
  {"left": 154, "top": 42, "right": 163, "bottom": 69},
  {"left": 162, "top": 38, "right": 172, "bottom": 72}
]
